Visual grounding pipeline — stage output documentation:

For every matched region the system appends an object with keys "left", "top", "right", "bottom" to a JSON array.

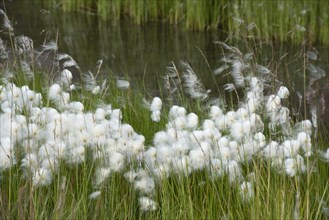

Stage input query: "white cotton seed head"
[
  {"left": 297, "top": 132, "right": 312, "bottom": 157},
  {"left": 277, "top": 86, "right": 290, "bottom": 99},
  {"left": 171, "top": 156, "right": 190, "bottom": 175},
  {"left": 236, "top": 107, "right": 249, "bottom": 121},
  {"left": 151, "top": 110, "right": 161, "bottom": 122},
  {"left": 138, "top": 197, "right": 157, "bottom": 212},
  {"left": 153, "top": 131, "right": 168, "bottom": 146},
  {"left": 33, "top": 168, "right": 52, "bottom": 187},
  {"left": 283, "top": 140, "right": 300, "bottom": 157},
  {"left": 209, "top": 106, "right": 223, "bottom": 120},
  {"left": 111, "top": 109, "right": 122, "bottom": 121},
  {"left": 189, "top": 148, "right": 207, "bottom": 171},
  {"left": 186, "top": 113, "right": 198, "bottom": 129},
  {"left": 0, "top": 137, "right": 15, "bottom": 169},
  {"left": 239, "top": 181, "right": 254, "bottom": 201},
  {"left": 218, "top": 136, "right": 230, "bottom": 148},
  {"left": 95, "top": 167, "right": 111, "bottom": 185},
  {"left": 67, "top": 101, "right": 84, "bottom": 113},
  {"left": 92, "top": 86, "right": 100, "bottom": 94},
  {"left": 284, "top": 158, "right": 297, "bottom": 177},
  {"left": 218, "top": 146, "right": 231, "bottom": 162},
  {"left": 226, "top": 160, "right": 243, "bottom": 183},
  {"left": 134, "top": 176, "right": 155, "bottom": 195},
  {"left": 230, "top": 121, "right": 244, "bottom": 141},
  {"left": 48, "top": 84, "right": 62, "bottom": 101},
  {"left": 109, "top": 152, "right": 125, "bottom": 172},
  {"left": 202, "top": 119, "right": 215, "bottom": 130},
  {"left": 169, "top": 105, "right": 186, "bottom": 119},
  {"left": 60, "top": 69, "right": 73, "bottom": 86},
  {"left": 89, "top": 191, "right": 101, "bottom": 200},
  {"left": 116, "top": 79, "right": 130, "bottom": 90},
  {"left": 156, "top": 146, "right": 173, "bottom": 164},
  {"left": 262, "top": 141, "right": 282, "bottom": 159},
  {"left": 150, "top": 97, "right": 162, "bottom": 112},
  {"left": 266, "top": 95, "right": 281, "bottom": 112},
  {"left": 209, "top": 158, "right": 225, "bottom": 178}
]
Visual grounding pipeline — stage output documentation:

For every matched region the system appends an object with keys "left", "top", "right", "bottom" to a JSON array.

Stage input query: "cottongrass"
[{"left": 0, "top": 42, "right": 329, "bottom": 219}]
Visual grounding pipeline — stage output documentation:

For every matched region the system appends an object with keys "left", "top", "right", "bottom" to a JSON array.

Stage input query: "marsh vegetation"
[{"left": 0, "top": 1, "right": 329, "bottom": 219}]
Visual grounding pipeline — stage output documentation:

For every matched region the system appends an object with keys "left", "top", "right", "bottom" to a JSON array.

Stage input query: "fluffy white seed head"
[
  {"left": 186, "top": 113, "right": 198, "bottom": 129},
  {"left": 239, "top": 181, "right": 254, "bottom": 201},
  {"left": 150, "top": 97, "right": 162, "bottom": 112},
  {"left": 277, "top": 86, "right": 290, "bottom": 99},
  {"left": 138, "top": 197, "right": 157, "bottom": 212},
  {"left": 33, "top": 168, "right": 52, "bottom": 187},
  {"left": 151, "top": 110, "right": 161, "bottom": 122},
  {"left": 266, "top": 94, "right": 281, "bottom": 113},
  {"left": 209, "top": 106, "right": 223, "bottom": 120}
]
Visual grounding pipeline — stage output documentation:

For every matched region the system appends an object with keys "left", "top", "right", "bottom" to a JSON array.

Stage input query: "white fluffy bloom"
[
  {"left": 209, "top": 106, "right": 223, "bottom": 120},
  {"left": 262, "top": 141, "right": 283, "bottom": 159},
  {"left": 318, "top": 148, "right": 329, "bottom": 162},
  {"left": 33, "top": 168, "right": 52, "bottom": 187},
  {"left": 169, "top": 105, "right": 186, "bottom": 119},
  {"left": 189, "top": 148, "right": 208, "bottom": 171},
  {"left": 92, "top": 86, "right": 100, "bottom": 94},
  {"left": 0, "top": 137, "right": 16, "bottom": 169},
  {"left": 156, "top": 146, "right": 173, "bottom": 164},
  {"left": 297, "top": 132, "right": 312, "bottom": 157},
  {"left": 138, "top": 197, "right": 157, "bottom": 212},
  {"left": 89, "top": 191, "right": 101, "bottom": 200},
  {"left": 186, "top": 113, "right": 198, "bottom": 129},
  {"left": 66, "top": 101, "right": 84, "bottom": 113},
  {"left": 284, "top": 155, "right": 306, "bottom": 177},
  {"left": 203, "top": 119, "right": 215, "bottom": 130},
  {"left": 217, "top": 136, "right": 230, "bottom": 148},
  {"left": 150, "top": 97, "right": 162, "bottom": 112},
  {"left": 226, "top": 160, "right": 243, "bottom": 183},
  {"left": 134, "top": 175, "right": 155, "bottom": 195},
  {"left": 277, "top": 86, "right": 290, "bottom": 99},
  {"left": 209, "top": 158, "right": 225, "bottom": 177},
  {"left": 151, "top": 110, "right": 161, "bottom": 122},
  {"left": 94, "top": 167, "right": 111, "bottom": 185},
  {"left": 172, "top": 155, "right": 190, "bottom": 175},
  {"left": 230, "top": 121, "right": 244, "bottom": 141},
  {"left": 108, "top": 152, "right": 125, "bottom": 172},
  {"left": 236, "top": 107, "right": 249, "bottom": 121},
  {"left": 282, "top": 140, "right": 300, "bottom": 157},
  {"left": 48, "top": 84, "right": 62, "bottom": 101},
  {"left": 239, "top": 181, "right": 254, "bottom": 201},
  {"left": 116, "top": 79, "right": 130, "bottom": 90},
  {"left": 266, "top": 95, "right": 281, "bottom": 113},
  {"left": 59, "top": 69, "right": 73, "bottom": 86},
  {"left": 217, "top": 146, "right": 231, "bottom": 162},
  {"left": 294, "top": 120, "right": 313, "bottom": 135}
]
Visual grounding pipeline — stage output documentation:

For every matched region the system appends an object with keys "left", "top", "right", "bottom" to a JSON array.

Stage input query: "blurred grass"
[{"left": 43, "top": 0, "right": 329, "bottom": 44}]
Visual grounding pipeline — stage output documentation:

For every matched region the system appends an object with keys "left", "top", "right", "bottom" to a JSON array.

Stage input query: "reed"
[{"left": 42, "top": 0, "right": 329, "bottom": 44}]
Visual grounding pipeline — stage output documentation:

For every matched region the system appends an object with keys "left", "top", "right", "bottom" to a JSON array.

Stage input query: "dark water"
[{"left": 2, "top": 1, "right": 329, "bottom": 128}]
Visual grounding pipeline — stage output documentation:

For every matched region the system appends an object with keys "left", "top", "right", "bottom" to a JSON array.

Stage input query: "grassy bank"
[{"left": 43, "top": 0, "right": 329, "bottom": 44}]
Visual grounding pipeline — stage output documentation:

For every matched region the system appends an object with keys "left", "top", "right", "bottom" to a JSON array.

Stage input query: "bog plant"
[
  {"left": 43, "top": 0, "right": 329, "bottom": 44},
  {"left": 0, "top": 8, "right": 329, "bottom": 220}
]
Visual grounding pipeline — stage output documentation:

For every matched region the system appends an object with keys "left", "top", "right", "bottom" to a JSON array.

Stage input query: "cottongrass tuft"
[
  {"left": 138, "top": 196, "right": 157, "bottom": 212},
  {"left": 182, "top": 62, "right": 210, "bottom": 100},
  {"left": 116, "top": 79, "right": 130, "bottom": 90},
  {"left": 239, "top": 181, "right": 254, "bottom": 201},
  {"left": 89, "top": 191, "right": 101, "bottom": 200}
]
